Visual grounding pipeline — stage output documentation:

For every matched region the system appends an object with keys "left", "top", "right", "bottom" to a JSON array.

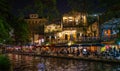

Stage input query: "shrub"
[{"left": 0, "top": 55, "right": 11, "bottom": 71}]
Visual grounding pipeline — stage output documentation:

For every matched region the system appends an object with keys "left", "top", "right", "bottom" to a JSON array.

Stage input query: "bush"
[{"left": 0, "top": 55, "right": 11, "bottom": 71}]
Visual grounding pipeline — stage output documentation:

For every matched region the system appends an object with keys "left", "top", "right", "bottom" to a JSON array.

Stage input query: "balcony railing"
[
  {"left": 48, "top": 35, "right": 118, "bottom": 44},
  {"left": 52, "top": 37, "right": 101, "bottom": 44},
  {"left": 101, "top": 35, "right": 118, "bottom": 42},
  {"left": 76, "top": 37, "right": 100, "bottom": 42}
]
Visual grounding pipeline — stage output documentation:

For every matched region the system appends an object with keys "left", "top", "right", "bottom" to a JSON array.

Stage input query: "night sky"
[
  {"left": 10, "top": 0, "right": 34, "bottom": 14},
  {"left": 11, "top": 0, "right": 33, "bottom": 9},
  {"left": 10, "top": 0, "right": 70, "bottom": 15},
  {"left": 10, "top": 0, "right": 101, "bottom": 16}
]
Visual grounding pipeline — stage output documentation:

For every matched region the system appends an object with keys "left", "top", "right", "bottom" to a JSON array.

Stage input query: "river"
[{"left": 7, "top": 54, "right": 120, "bottom": 71}]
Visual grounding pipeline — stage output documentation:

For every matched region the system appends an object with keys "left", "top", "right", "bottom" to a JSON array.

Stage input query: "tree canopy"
[
  {"left": 0, "top": 0, "right": 13, "bottom": 44},
  {"left": 18, "top": 0, "right": 60, "bottom": 21},
  {"left": 0, "top": 0, "right": 31, "bottom": 45},
  {"left": 34, "top": 0, "right": 60, "bottom": 21},
  {"left": 0, "top": 17, "right": 11, "bottom": 44},
  {"left": 13, "top": 19, "right": 30, "bottom": 45}
]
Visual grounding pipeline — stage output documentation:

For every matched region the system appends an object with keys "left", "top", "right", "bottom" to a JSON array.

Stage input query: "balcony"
[
  {"left": 76, "top": 37, "right": 100, "bottom": 43},
  {"left": 53, "top": 37, "right": 100, "bottom": 44},
  {"left": 63, "top": 23, "right": 85, "bottom": 28},
  {"left": 101, "top": 35, "right": 118, "bottom": 42},
  {"left": 47, "top": 35, "right": 118, "bottom": 45}
]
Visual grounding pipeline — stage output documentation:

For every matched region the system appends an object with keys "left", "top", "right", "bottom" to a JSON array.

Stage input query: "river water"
[{"left": 7, "top": 54, "right": 120, "bottom": 71}]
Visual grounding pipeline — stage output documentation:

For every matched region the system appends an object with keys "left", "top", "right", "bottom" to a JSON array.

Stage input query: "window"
[
  {"left": 65, "top": 34, "right": 68, "bottom": 40},
  {"left": 35, "top": 21, "right": 37, "bottom": 23}
]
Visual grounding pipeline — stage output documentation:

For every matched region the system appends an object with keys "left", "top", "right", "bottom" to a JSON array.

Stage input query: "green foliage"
[
  {"left": 0, "top": 0, "right": 14, "bottom": 44},
  {"left": 67, "top": 0, "right": 99, "bottom": 13},
  {"left": 0, "top": 0, "right": 11, "bottom": 20},
  {"left": 67, "top": 0, "right": 86, "bottom": 11},
  {"left": 87, "top": 16, "right": 97, "bottom": 25},
  {"left": 0, "top": 55, "right": 11, "bottom": 71},
  {"left": 34, "top": 0, "right": 60, "bottom": 21},
  {"left": 14, "top": 19, "right": 30, "bottom": 45},
  {"left": 98, "top": 0, "right": 120, "bottom": 20},
  {"left": 19, "top": 0, "right": 60, "bottom": 21},
  {"left": 0, "top": 17, "right": 11, "bottom": 44}
]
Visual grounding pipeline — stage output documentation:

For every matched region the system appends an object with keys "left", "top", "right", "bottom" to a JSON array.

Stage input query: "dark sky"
[
  {"left": 10, "top": 0, "right": 33, "bottom": 14},
  {"left": 11, "top": 0, "right": 33, "bottom": 9},
  {"left": 10, "top": 0, "right": 70, "bottom": 15},
  {"left": 10, "top": 0, "right": 102, "bottom": 16},
  {"left": 57, "top": 0, "right": 71, "bottom": 14}
]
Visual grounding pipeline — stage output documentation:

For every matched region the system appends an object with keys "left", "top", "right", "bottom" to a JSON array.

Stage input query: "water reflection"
[{"left": 7, "top": 54, "right": 120, "bottom": 71}]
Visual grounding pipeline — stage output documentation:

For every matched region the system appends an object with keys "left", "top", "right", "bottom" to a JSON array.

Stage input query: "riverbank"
[{"left": 8, "top": 52, "right": 120, "bottom": 64}]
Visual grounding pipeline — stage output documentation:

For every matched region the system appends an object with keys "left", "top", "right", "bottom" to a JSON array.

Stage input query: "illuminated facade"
[
  {"left": 87, "top": 22, "right": 99, "bottom": 37},
  {"left": 44, "top": 23, "right": 62, "bottom": 44},
  {"left": 44, "top": 11, "right": 100, "bottom": 44},
  {"left": 62, "top": 11, "right": 87, "bottom": 27},
  {"left": 44, "top": 24, "right": 62, "bottom": 33},
  {"left": 25, "top": 14, "right": 47, "bottom": 44}
]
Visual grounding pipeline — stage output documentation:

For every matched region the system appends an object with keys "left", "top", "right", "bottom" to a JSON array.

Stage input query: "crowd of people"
[{"left": 6, "top": 45, "right": 120, "bottom": 60}]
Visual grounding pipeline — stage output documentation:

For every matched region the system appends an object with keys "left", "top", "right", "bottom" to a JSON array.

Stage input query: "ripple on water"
[{"left": 7, "top": 54, "right": 120, "bottom": 71}]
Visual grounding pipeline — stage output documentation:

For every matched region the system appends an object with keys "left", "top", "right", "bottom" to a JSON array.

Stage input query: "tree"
[
  {"left": 0, "top": 55, "right": 11, "bottom": 71},
  {"left": 20, "top": 0, "right": 59, "bottom": 21},
  {"left": 34, "top": 0, "right": 44, "bottom": 17},
  {"left": 67, "top": 0, "right": 86, "bottom": 11},
  {"left": 98, "top": 0, "right": 120, "bottom": 20},
  {"left": 0, "top": 17, "right": 11, "bottom": 44},
  {"left": 0, "top": 0, "right": 12, "bottom": 20},
  {"left": 43, "top": 0, "right": 59, "bottom": 21},
  {"left": 67, "top": 0, "right": 101, "bottom": 13},
  {"left": 0, "top": 0, "right": 14, "bottom": 44},
  {"left": 14, "top": 19, "right": 30, "bottom": 45},
  {"left": 18, "top": 0, "right": 60, "bottom": 21}
]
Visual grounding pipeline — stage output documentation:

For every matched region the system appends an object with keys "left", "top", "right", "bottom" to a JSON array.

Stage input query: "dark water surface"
[{"left": 7, "top": 54, "right": 120, "bottom": 71}]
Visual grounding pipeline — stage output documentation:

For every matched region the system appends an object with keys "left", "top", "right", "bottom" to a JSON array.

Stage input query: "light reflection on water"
[{"left": 7, "top": 54, "right": 120, "bottom": 71}]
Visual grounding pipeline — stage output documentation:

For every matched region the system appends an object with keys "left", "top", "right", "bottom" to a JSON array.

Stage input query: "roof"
[{"left": 101, "top": 18, "right": 120, "bottom": 29}]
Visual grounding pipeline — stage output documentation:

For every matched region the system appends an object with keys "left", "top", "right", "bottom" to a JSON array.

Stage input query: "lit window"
[{"left": 69, "top": 19, "right": 73, "bottom": 22}]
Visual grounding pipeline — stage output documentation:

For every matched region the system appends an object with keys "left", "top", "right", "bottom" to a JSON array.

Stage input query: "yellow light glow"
[
  {"left": 63, "top": 17, "right": 67, "bottom": 20},
  {"left": 68, "top": 17, "right": 73, "bottom": 19},
  {"left": 69, "top": 19, "right": 73, "bottom": 22},
  {"left": 59, "top": 33, "right": 62, "bottom": 37},
  {"left": 68, "top": 41, "right": 74, "bottom": 46}
]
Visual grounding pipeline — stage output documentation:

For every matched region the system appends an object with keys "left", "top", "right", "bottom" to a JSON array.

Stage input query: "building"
[
  {"left": 44, "top": 22, "right": 62, "bottom": 44},
  {"left": 101, "top": 18, "right": 120, "bottom": 44},
  {"left": 25, "top": 14, "right": 47, "bottom": 44},
  {"left": 59, "top": 11, "right": 87, "bottom": 42},
  {"left": 44, "top": 11, "right": 100, "bottom": 45},
  {"left": 43, "top": 11, "right": 101, "bottom": 53}
]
